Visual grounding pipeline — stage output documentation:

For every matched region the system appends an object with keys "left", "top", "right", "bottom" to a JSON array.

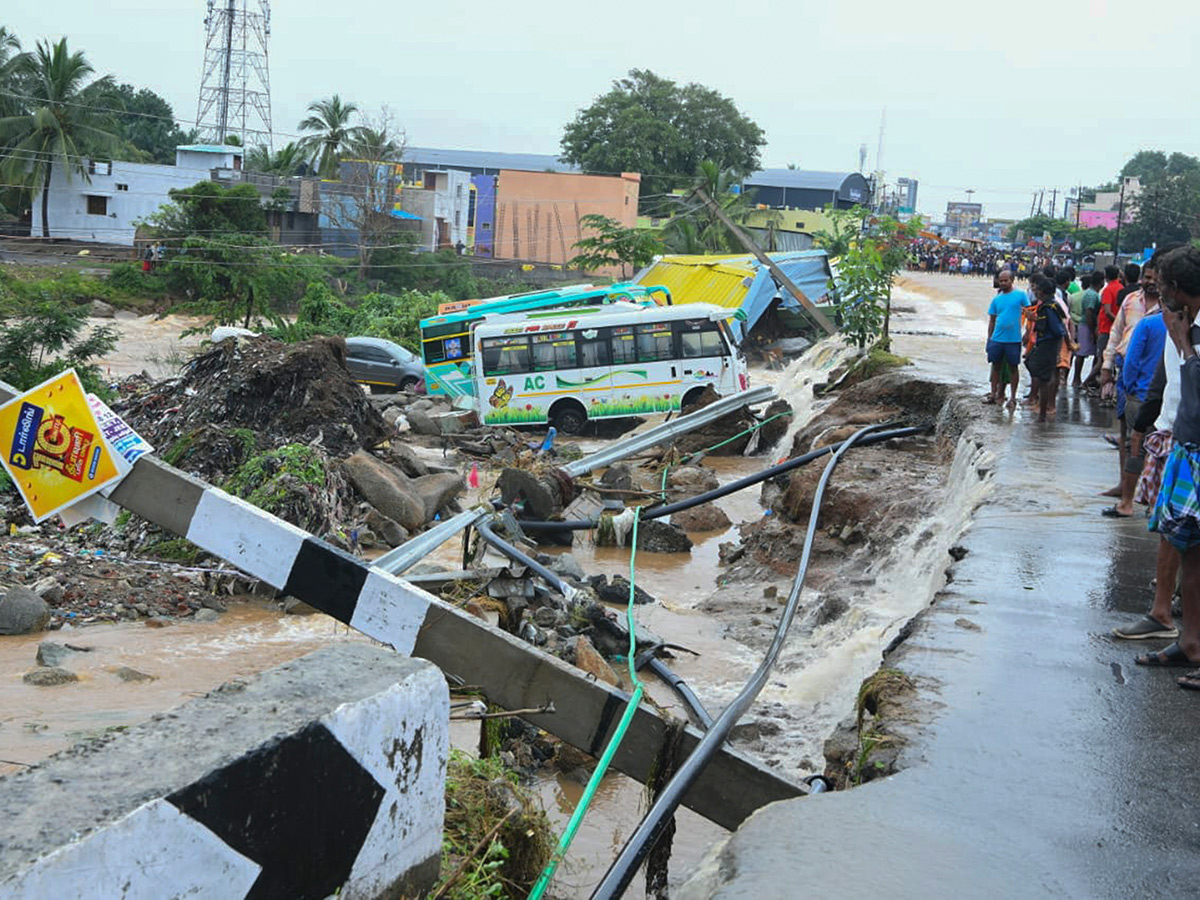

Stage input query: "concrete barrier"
[{"left": 0, "top": 644, "right": 448, "bottom": 899}]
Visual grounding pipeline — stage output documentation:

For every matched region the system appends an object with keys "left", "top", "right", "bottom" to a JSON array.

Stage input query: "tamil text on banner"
[{"left": 0, "top": 370, "right": 123, "bottom": 522}]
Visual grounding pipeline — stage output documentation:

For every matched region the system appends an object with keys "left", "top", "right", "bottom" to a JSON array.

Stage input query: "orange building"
[{"left": 492, "top": 170, "right": 640, "bottom": 275}]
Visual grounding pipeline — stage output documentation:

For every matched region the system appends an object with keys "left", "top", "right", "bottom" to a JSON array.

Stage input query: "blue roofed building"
[{"left": 743, "top": 169, "right": 873, "bottom": 212}]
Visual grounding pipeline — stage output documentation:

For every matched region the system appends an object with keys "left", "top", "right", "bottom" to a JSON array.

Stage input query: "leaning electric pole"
[{"left": 195, "top": 0, "right": 273, "bottom": 148}]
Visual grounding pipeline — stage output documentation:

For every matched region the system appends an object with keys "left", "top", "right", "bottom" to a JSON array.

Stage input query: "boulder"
[
  {"left": 365, "top": 508, "right": 409, "bottom": 548},
  {"left": 35, "top": 641, "right": 76, "bottom": 667},
  {"left": 342, "top": 450, "right": 425, "bottom": 531},
  {"left": 23, "top": 667, "right": 78, "bottom": 686},
  {"left": 114, "top": 666, "right": 156, "bottom": 683},
  {"left": 405, "top": 407, "right": 438, "bottom": 436},
  {"left": 587, "top": 574, "right": 655, "bottom": 606},
  {"left": 411, "top": 472, "right": 466, "bottom": 522},
  {"left": 193, "top": 608, "right": 221, "bottom": 623},
  {"left": 667, "top": 465, "right": 720, "bottom": 498},
  {"left": 572, "top": 636, "right": 619, "bottom": 686},
  {"left": 671, "top": 502, "right": 732, "bottom": 533},
  {"left": 497, "top": 468, "right": 566, "bottom": 520},
  {"left": 0, "top": 586, "right": 51, "bottom": 635},
  {"left": 755, "top": 399, "right": 793, "bottom": 453},
  {"left": 545, "top": 553, "right": 585, "bottom": 582},
  {"left": 635, "top": 519, "right": 693, "bottom": 553},
  {"left": 90, "top": 299, "right": 115, "bottom": 318},
  {"left": 385, "top": 443, "right": 432, "bottom": 478}
]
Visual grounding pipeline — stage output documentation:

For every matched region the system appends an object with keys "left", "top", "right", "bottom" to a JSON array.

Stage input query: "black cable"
[
  {"left": 474, "top": 518, "right": 572, "bottom": 598},
  {"left": 517, "top": 425, "right": 924, "bottom": 533},
  {"left": 590, "top": 422, "right": 894, "bottom": 899}
]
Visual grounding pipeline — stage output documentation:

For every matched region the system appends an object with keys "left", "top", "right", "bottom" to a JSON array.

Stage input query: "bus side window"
[
  {"left": 532, "top": 332, "right": 576, "bottom": 371},
  {"left": 577, "top": 331, "right": 611, "bottom": 368},
  {"left": 635, "top": 323, "right": 673, "bottom": 362},
  {"left": 481, "top": 336, "right": 530, "bottom": 376},
  {"left": 610, "top": 325, "right": 637, "bottom": 364}
]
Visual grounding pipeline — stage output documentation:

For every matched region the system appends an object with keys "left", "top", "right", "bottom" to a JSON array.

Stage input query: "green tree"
[
  {"left": 560, "top": 70, "right": 765, "bottom": 213},
  {"left": 0, "top": 38, "right": 120, "bottom": 238},
  {"left": 825, "top": 207, "right": 922, "bottom": 348},
  {"left": 0, "top": 27, "right": 22, "bottom": 119},
  {"left": 569, "top": 214, "right": 662, "bottom": 278},
  {"left": 246, "top": 141, "right": 308, "bottom": 176},
  {"left": 298, "top": 94, "right": 360, "bottom": 177},
  {"left": 0, "top": 299, "right": 118, "bottom": 394},
  {"left": 108, "top": 83, "right": 193, "bottom": 163},
  {"left": 1121, "top": 150, "right": 1169, "bottom": 185},
  {"left": 145, "top": 180, "right": 268, "bottom": 239}
]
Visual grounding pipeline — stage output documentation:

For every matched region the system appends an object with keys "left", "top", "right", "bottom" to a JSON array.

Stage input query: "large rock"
[
  {"left": 36, "top": 641, "right": 78, "bottom": 668},
  {"left": 635, "top": 519, "right": 693, "bottom": 553},
  {"left": 342, "top": 450, "right": 425, "bottom": 531},
  {"left": 30, "top": 577, "right": 64, "bottom": 606},
  {"left": 23, "top": 667, "right": 78, "bottom": 686},
  {"left": 572, "top": 636, "right": 619, "bottom": 686},
  {"left": 672, "top": 502, "right": 732, "bottom": 533},
  {"left": 89, "top": 299, "right": 115, "bottom": 318},
  {"left": 411, "top": 472, "right": 465, "bottom": 522},
  {"left": 667, "top": 465, "right": 720, "bottom": 498},
  {"left": 0, "top": 587, "right": 51, "bottom": 635}
]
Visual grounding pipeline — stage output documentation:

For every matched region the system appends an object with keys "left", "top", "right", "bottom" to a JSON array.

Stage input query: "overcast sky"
[{"left": 7, "top": 0, "right": 1198, "bottom": 222}]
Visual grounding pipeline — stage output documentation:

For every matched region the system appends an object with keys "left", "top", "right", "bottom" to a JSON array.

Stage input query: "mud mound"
[
  {"left": 790, "top": 372, "right": 954, "bottom": 456},
  {"left": 116, "top": 336, "right": 389, "bottom": 467}
]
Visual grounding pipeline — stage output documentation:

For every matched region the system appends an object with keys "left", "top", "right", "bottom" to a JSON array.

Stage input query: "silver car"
[{"left": 344, "top": 336, "right": 427, "bottom": 394}]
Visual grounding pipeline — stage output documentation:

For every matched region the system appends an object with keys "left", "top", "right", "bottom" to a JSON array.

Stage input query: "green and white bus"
[
  {"left": 418, "top": 283, "right": 670, "bottom": 399},
  {"left": 472, "top": 302, "right": 747, "bottom": 433}
]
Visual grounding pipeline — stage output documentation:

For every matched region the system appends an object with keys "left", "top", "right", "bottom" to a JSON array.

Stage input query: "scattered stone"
[
  {"left": 954, "top": 617, "right": 981, "bottom": 632},
  {"left": 0, "top": 586, "right": 51, "bottom": 635},
  {"left": 948, "top": 545, "right": 969, "bottom": 561},
  {"left": 23, "top": 667, "right": 78, "bottom": 686},
  {"left": 671, "top": 502, "right": 731, "bottom": 533},
  {"left": 364, "top": 508, "right": 409, "bottom": 548},
  {"left": 31, "top": 576, "right": 65, "bottom": 605},
  {"left": 497, "top": 467, "right": 568, "bottom": 521},
  {"left": 666, "top": 465, "right": 720, "bottom": 498},
  {"left": 587, "top": 575, "right": 655, "bottom": 606},
  {"left": 380, "top": 405, "right": 406, "bottom": 427},
  {"left": 90, "top": 299, "right": 115, "bottom": 318},
  {"left": 114, "top": 666, "right": 156, "bottom": 683},
  {"left": 532, "top": 607, "right": 561, "bottom": 628},
  {"left": 635, "top": 519, "right": 693, "bottom": 553},
  {"left": 282, "top": 597, "right": 318, "bottom": 616},
  {"left": 35, "top": 641, "right": 76, "bottom": 667},
  {"left": 193, "top": 608, "right": 221, "bottom": 623},
  {"left": 572, "top": 636, "right": 619, "bottom": 686},
  {"left": 544, "top": 553, "right": 585, "bottom": 582},
  {"left": 144, "top": 617, "right": 172, "bottom": 628}
]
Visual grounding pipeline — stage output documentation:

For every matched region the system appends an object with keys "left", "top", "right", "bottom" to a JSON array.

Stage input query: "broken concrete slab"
[{"left": 342, "top": 450, "right": 425, "bottom": 531}]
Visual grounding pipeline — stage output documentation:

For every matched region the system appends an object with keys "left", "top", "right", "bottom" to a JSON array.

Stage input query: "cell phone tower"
[{"left": 195, "top": 0, "right": 273, "bottom": 149}]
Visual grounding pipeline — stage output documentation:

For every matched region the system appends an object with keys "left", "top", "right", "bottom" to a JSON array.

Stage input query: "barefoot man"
[{"left": 986, "top": 269, "right": 1031, "bottom": 408}]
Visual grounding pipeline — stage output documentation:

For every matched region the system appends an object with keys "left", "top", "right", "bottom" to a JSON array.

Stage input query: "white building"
[{"left": 32, "top": 144, "right": 244, "bottom": 246}]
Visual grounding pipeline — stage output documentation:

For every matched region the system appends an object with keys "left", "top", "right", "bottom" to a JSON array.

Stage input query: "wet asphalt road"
[{"left": 681, "top": 392, "right": 1200, "bottom": 898}]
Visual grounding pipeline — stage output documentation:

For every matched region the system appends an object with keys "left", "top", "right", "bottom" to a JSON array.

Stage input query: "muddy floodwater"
[{"left": 2, "top": 272, "right": 1004, "bottom": 895}]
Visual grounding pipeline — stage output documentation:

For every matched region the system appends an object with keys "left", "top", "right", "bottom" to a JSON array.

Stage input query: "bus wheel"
[
  {"left": 682, "top": 387, "right": 706, "bottom": 412},
  {"left": 550, "top": 400, "right": 587, "bottom": 435}
]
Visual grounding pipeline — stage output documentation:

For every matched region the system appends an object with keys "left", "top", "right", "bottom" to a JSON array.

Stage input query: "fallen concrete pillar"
[{"left": 0, "top": 644, "right": 448, "bottom": 900}]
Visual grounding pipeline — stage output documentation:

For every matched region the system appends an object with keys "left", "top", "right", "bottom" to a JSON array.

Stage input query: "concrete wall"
[
  {"left": 32, "top": 158, "right": 213, "bottom": 245},
  {"left": 493, "top": 169, "right": 640, "bottom": 275},
  {"left": 0, "top": 644, "right": 449, "bottom": 899}
]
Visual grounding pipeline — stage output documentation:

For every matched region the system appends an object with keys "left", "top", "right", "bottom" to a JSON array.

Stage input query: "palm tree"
[
  {"left": 662, "top": 160, "right": 753, "bottom": 254},
  {"left": 0, "top": 38, "right": 119, "bottom": 237},
  {"left": 0, "top": 27, "right": 22, "bottom": 118},
  {"left": 297, "top": 95, "right": 359, "bottom": 177},
  {"left": 346, "top": 126, "right": 401, "bottom": 162},
  {"left": 246, "top": 140, "right": 307, "bottom": 176}
]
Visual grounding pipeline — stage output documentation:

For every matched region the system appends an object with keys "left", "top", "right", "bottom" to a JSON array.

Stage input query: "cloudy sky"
[{"left": 7, "top": 0, "right": 1197, "bottom": 222}]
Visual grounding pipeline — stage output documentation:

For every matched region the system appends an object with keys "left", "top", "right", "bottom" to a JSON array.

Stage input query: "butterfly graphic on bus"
[{"left": 488, "top": 379, "right": 513, "bottom": 409}]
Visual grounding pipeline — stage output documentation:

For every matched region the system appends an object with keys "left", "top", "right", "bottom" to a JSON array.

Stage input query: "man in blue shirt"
[{"left": 986, "top": 269, "right": 1031, "bottom": 408}]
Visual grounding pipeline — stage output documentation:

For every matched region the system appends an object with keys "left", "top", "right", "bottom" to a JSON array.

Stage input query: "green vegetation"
[
  {"left": 569, "top": 214, "right": 662, "bottom": 279},
  {"left": 143, "top": 537, "right": 202, "bottom": 563},
  {"left": 851, "top": 668, "right": 914, "bottom": 785},
  {"left": 561, "top": 69, "right": 765, "bottom": 215},
  {"left": 224, "top": 443, "right": 327, "bottom": 516},
  {"left": 844, "top": 346, "right": 911, "bottom": 385},
  {"left": 0, "top": 298, "right": 117, "bottom": 395},
  {"left": 817, "top": 206, "right": 924, "bottom": 349},
  {"left": 433, "top": 749, "right": 553, "bottom": 899}
]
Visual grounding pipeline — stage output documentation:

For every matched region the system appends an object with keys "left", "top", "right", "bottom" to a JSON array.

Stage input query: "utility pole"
[
  {"left": 1049, "top": 187, "right": 1058, "bottom": 220},
  {"left": 1113, "top": 179, "right": 1126, "bottom": 258},
  {"left": 693, "top": 189, "right": 836, "bottom": 336},
  {"left": 1036, "top": 190, "right": 1045, "bottom": 216},
  {"left": 1030, "top": 192, "right": 1038, "bottom": 217},
  {"left": 1075, "top": 183, "right": 1082, "bottom": 230}
]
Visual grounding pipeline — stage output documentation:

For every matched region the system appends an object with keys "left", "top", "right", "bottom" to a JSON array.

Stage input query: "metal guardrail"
[{"left": 562, "top": 385, "right": 777, "bottom": 478}]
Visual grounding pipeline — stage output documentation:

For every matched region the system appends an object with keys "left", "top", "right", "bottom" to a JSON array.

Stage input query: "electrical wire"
[
  {"left": 590, "top": 422, "right": 893, "bottom": 899},
  {"left": 528, "top": 506, "right": 647, "bottom": 900}
]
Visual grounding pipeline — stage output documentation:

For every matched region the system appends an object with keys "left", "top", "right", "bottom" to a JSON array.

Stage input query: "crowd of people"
[
  {"left": 980, "top": 243, "right": 1200, "bottom": 690},
  {"left": 910, "top": 240, "right": 1068, "bottom": 279}
]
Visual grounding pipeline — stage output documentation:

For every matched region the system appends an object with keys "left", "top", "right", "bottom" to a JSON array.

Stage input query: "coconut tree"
[
  {"left": 246, "top": 140, "right": 307, "bottom": 176},
  {"left": 0, "top": 38, "right": 119, "bottom": 237},
  {"left": 297, "top": 95, "right": 360, "bottom": 177},
  {"left": 0, "top": 27, "right": 22, "bottom": 118}
]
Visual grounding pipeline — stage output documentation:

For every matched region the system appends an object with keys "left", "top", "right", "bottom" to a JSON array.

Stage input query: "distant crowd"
[{"left": 909, "top": 241, "right": 1067, "bottom": 280}]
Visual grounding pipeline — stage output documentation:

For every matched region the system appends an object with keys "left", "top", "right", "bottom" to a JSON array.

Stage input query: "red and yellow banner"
[{"left": 0, "top": 370, "right": 123, "bottom": 522}]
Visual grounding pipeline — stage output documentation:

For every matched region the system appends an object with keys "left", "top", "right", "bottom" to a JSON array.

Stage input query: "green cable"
[{"left": 529, "top": 508, "right": 646, "bottom": 900}]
